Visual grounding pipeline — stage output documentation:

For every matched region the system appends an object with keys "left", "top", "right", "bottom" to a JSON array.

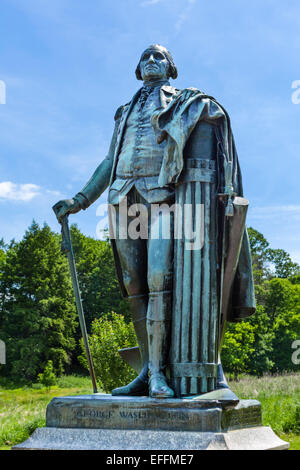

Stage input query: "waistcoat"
[{"left": 116, "top": 86, "right": 165, "bottom": 178}]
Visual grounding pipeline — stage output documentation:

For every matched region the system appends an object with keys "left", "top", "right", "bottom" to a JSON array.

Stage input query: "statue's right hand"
[{"left": 52, "top": 198, "right": 81, "bottom": 223}]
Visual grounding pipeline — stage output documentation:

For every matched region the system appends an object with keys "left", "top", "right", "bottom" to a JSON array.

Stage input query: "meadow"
[{"left": 0, "top": 373, "right": 299, "bottom": 450}]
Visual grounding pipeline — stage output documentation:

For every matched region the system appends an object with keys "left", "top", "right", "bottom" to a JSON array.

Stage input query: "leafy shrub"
[
  {"left": 222, "top": 322, "right": 256, "bottom": 380},
  {"left": 38, "top": 360, "right": 57, "bottom": 390},
  {"left": 78, "top": 312, "right": 137, "bottom": 393}
]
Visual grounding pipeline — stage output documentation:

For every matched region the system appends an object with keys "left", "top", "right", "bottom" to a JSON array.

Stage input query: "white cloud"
[
  {"left": 46, "top": 189, "right": 62, "bottom": 197},
  {"left": 0, "top": 182, "right": 41, "bottom": 202},
  {"left": 0, "top": 183, "right": 64, "bottom": 203}
]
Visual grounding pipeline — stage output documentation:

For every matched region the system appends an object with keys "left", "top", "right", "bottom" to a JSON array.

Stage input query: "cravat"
[{"left": 138, "top": 87, "right": 153, "bottom": 109}]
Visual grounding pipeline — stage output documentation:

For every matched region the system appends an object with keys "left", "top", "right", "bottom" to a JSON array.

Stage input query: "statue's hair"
[{"left": 135, "top": 44, "right": 178, "bottom": 81}]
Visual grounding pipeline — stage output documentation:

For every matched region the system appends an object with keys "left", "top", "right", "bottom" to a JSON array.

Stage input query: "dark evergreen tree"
[{"left": 0, "top": 222, "right": 77, "bottom": 381}]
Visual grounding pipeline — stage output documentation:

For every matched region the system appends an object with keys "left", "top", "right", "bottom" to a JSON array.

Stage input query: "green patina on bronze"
[{"left": 53, "top": 44, "right": 255, "bottom": 400}]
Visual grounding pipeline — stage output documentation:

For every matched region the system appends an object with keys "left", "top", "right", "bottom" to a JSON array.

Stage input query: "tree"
[
  {"left": 221, "top": 322, "right": 256, "bottom": 380},
  {"left": 222, "top": 255, "right": 300, "bottom": 377},
  {"left": 268, "top": 249, "right": 300, "bottom": 279},
  {"left": 0, "top": 239, "right": 6, "bottom": 312},
  {"left": 0, "top": 221, "right": 77, "bottom": 381},
  {"left": 246, "top": 305, "right": 274, "bottom": 376},
  {"left": 248, "top": 227, "right": 300, "bottom": 280},
  {"left": 38, "top": 360, "right": 57, "bottom": 390},
  {"left": 78, "top": 312, "right": 137, "bottom": 393},
  {"left": 264, "top": 278, "right": 300, "bottom": 372},
  {"left": 247, "top": 227, "right": 300, "bottom": 305},
  {"left": 247, "top": 227, "right": 271, "bottom": 305},
  {"left": 247, "top": 227, "right": 270, "bottom": 282},
  {"left": 0, "top": 239, "right": 6, "bottom": 267},
  {"left": 223, "top": 308, "right": 273, "bottom": 379}
]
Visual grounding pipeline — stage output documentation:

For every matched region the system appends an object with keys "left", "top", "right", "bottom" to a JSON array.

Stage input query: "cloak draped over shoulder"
[{"left": 150, "top": 87, "right": 256, "bottom": 322}]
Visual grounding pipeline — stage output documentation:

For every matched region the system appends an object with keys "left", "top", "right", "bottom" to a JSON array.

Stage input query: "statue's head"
[{"left": 135, "top": 44, "right": 178, "bottom": 82}]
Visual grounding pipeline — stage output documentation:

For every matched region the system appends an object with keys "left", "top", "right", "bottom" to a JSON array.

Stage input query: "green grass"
[
  {"left": 0, "top": 373, "right": 299, "bottom": 450},
  {"left": 0, "top": 374, "right": 93, "bottom": 450},
  {"left": 229, "top": 373, "right": 300, "bottom": 450}
]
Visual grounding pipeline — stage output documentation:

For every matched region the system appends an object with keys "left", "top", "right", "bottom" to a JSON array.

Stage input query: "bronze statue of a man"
[{"left": 54, "top": 45, "right": 255, "bottom": 400}]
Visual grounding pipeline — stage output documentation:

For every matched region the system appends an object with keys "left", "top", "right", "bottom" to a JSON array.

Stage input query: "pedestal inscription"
[
  {"left": 221, "top": 400, "right": 262, "bottom": 431},
  {"left": 46, "top": 394, "right": 261, "bottom": 433}
]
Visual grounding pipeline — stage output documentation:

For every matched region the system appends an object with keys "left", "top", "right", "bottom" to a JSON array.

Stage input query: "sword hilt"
[{"left": 52, "top": 204, "right": 72, "bottom": 254}]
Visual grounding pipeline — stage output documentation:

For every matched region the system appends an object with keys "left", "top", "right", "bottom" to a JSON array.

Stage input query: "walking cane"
[{"left": 52, "top": 208, "right": 98, "bottom": 393}]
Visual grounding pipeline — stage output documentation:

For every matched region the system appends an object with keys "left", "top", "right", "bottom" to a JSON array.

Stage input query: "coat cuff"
[{"left": 74, "top": 192, "right": 90, "bottom": 210}]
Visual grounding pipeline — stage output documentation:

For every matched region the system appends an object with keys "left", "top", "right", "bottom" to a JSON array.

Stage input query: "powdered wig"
[{"left": 135, "top": 44, "right": 178, "bottom": 81}]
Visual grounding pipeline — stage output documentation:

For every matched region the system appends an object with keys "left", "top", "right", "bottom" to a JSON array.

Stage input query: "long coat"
[{"left": 78, "top": 85, "right": 256, "bottom": 322}]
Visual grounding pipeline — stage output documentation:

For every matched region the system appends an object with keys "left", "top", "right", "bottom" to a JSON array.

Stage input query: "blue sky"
[{"left": 0, "top": 0, "right": 300, "bottom": 261}]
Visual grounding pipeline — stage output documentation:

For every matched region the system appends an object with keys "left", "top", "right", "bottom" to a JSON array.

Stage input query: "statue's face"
[{"left": 139, "top": 48, "right": 169, "bottom": 82}]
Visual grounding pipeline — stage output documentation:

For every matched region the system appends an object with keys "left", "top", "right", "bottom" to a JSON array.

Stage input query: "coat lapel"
[{"left": 109, "top": 84, "right": 178, "bottom": 186}]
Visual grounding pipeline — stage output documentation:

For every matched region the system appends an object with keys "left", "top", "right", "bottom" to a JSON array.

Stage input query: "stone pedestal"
[{"left": 13, "top": 394, "right": 289, "bottom": 450}]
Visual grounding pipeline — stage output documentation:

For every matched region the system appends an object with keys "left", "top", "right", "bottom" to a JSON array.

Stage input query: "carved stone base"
[
  {"left": 13, "top": 394, "right": 289, "bottom": 450},
  {"left": 13, "top": 426, "right": 289, "bottom": 450}
]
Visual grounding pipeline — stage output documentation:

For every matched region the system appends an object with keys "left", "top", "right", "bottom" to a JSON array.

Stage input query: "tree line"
[
  {"left": 0, "top": 221, "right": 299, "bottom": 385},
  {"left": 222, "top": 227, "right": 300, "bottom": 378}
]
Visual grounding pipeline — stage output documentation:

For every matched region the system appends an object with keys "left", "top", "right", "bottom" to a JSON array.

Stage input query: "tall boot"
[
  {"left": 112, "top": 294, "right": 149, "bottom": 396},
  {"left": 147, "top": 291, "right": 174, "bottom": 399}
]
